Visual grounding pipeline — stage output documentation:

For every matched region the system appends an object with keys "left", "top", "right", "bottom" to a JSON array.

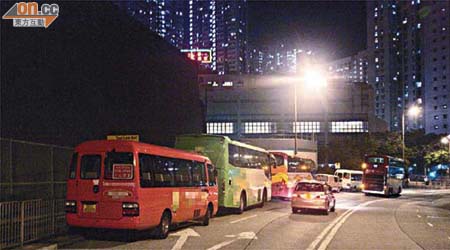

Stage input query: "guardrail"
[
  {"left": 0, "top": 199, "right": 66, "bottom": 249},
  {"left": 408, "top": 177, "right": 450, "bottom": 189}
]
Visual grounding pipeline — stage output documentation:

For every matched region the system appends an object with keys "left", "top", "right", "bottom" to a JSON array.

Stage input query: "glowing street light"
[
  {"left": 441, "top": 135, "right": 450, "bottom": 162},
  {"left": 402, "top": 105, "right": 421, "bottom": 160},
  {"left": 293, "top": 67, "right": 328, "bottom": 155},
  {"left": 407, "top": 105, "right": 421, "bottom": 117},
  {"left": 303, "top": 68, "right": 327, "bottom": 89}
]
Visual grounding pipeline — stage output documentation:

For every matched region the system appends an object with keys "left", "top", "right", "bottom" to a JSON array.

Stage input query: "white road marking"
[
  {"left": 230, "top": 214, "right": 257, "bottom": 224},
  {"left": 305, "top": 208, "right": 353, "bottom": 250},
  {"left": 225, "top": 235, "right": 235, "bottom": 238},
  {"left": 169, "top": 228, "right": 200, "bottom": 250},
  {"left": 307, "top": 199, "right": 381, "bottom": 250},
  {"left": 206, "top": 232, "right": 256, "bottom": 250},
  {"left": 448, "top": 236, "right": 450, "bottom": 240},
  {"left": 417, "top": 214, "right": 422, "bottom": 218},
  {"left": 427, "top": 222, "right": 434, "bottom": 227},
  {"left": 317, "top": 200, "right": 380, "bottom": 250}
]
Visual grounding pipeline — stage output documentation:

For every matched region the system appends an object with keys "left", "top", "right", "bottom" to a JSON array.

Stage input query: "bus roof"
[
  {"left": 177, "top": 134, "right": 269, "bottom": 153},
  {"left": 75, "top": 140, "right": 211, "bottom": 163},
  {"left": 365, "top": 154, "right": 404, "bottom": 162}
]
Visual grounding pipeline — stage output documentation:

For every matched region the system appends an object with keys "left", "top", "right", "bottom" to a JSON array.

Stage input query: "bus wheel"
[
  {"left": 201, "top": 205, "right": 213, "bottom": 226},
  {"left": 156, "top": 211, "right": 171, "bottom": 239},
  {"left": 238, "top": 192, "right": 246, "bottom": 214}
]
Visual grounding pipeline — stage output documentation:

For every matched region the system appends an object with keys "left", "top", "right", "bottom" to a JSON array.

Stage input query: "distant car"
[
  {"left": 315, "top": 174, "right": 341, "bottom": 192},
  {"left": 291, "top": 180, "right": 336, "bottom": 215}
]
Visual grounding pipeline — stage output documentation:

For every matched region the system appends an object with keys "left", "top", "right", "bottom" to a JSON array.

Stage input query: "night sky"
[{"left": 248, "top": 1, "right": 367, "bottom": 61}]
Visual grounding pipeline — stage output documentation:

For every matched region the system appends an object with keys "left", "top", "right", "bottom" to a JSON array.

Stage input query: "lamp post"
[
  {"left": 402, "top": 105, "right": 421, "bottom": 160},
  {"left": 441, "top": 135, "right": 450, "bottom": 161},
  {"left": 294, "top": 69, "right": 327, "bottom": 156}
]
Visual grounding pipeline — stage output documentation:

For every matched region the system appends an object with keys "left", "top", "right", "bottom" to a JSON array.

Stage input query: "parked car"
[
  {"left": 315, "top": 174, "right": 341, "bottom": 192},
  {"left": 291, "top": 180, "right": 336, "bottom": 215}
]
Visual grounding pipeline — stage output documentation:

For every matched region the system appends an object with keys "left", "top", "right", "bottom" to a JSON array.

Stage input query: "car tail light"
[
  {"left": 122, "top": 202, "right": 139, "bottom": 217},
  {"left": 65, "top": 200, "right": 77, "bottom": 213}
]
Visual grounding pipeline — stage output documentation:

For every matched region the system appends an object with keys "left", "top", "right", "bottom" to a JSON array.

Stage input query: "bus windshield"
[
  {"left": 288, "top": 157, "right": 310, "bottom": 173},
  {"left": 367, "top": 157, "right": 385, "bottom": 164},
  {"left": 274, "top": 155, "right": 284, "bottom": 166}
]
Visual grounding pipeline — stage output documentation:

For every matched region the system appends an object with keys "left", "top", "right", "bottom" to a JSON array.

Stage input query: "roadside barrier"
[{"left": 0, "top": 199, "right": 66, "bottom": 249}]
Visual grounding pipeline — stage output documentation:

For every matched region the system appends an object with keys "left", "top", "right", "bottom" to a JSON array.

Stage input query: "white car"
[{"left": 334, "top": 169, "right": 363, "bottom": 191}]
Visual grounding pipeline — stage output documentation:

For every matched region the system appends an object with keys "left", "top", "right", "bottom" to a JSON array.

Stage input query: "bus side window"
[
  {"left": 192, "top": 161, "right": 207, "bottom": 187},
  {"left": 139, "top": 154, "right": 154, "bottom": 187},
  {"left": 174, "top": 160, "right": 193, "bottom": 187},
  {"left": 207, "top": 164, "right": 217, "bottom": 186}
]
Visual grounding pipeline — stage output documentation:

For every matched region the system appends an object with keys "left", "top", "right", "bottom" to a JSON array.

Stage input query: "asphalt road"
[{"left": 63, "top": 189, "right": 450, "bottom": 250}]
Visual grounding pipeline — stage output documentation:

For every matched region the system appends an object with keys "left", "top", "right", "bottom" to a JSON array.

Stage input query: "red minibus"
[{"left": 66, "top": 140, "right": 218, "bottom": 238}]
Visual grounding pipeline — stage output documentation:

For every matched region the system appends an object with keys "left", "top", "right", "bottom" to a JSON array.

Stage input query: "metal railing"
[{"left": 0, "top": 199, "right": 66, "bottom": 249}]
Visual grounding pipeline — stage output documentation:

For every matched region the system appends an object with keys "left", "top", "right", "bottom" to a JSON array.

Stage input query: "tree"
[{"left": 424, "top": 150, "right": 449, "bottom": 166}]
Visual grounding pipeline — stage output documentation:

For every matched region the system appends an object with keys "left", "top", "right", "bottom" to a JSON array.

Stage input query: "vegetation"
[{"left": 319, "top": 130, "right": 448, "bottom": 172}]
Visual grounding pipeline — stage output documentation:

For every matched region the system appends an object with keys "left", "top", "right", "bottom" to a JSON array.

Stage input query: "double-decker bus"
[
  {"left": 175, "top": 134, "right": 272, "bottom": 213},
  {"left": 66, "top": 140, "right": 218, "bottom": 239},
  {"left": 362, "top": 155, "right": 405, "bottom": 196},
  {"left": 270, "top": 152, "right": 315, "bottom": 199}
]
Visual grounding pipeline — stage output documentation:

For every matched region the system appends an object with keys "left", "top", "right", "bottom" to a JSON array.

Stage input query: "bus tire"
[
  {"left": 155, "top": 211, "right": 171, "bottom": 239},
  {"left": 201, "top": 204, "right": 213, "bottom": 226},
  {"left": 238, "top": 192, "right": 246, "bottom": 214}
]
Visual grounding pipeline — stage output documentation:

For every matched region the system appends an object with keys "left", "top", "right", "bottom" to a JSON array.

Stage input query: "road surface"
[{"left": 63, "top": 189, "right": 450, "bottom": 250}]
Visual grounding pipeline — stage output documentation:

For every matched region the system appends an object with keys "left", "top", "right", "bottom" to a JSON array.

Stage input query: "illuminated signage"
[
  {"left": 180, "top": 49, "right": 212, "bottom": 63},
  {"left": 107, "top": 135, "right": 139, "bottom": 141}
]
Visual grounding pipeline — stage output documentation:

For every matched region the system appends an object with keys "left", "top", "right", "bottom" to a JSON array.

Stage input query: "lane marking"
[
  {"left": 305, "top": 208, "right": 353, "bottom": 250},
  {"left": 427, "top": 222, "right": 434, "bottom": 227},
  {"left": 318, "top": 200, "right": 380, "bottom": 250},
  {"left": 207, "top": 239, "right": 235, "bottom": 250},
  {"left": 207, "top": 232, "right": 256, "bottom": 250},
  {"left": 230, "top": 214, "right": 257, "bottom": 224},
  {"left": 417, "top": 214, "right": 422, "bottom": 218},
  {"left": 169, "top": 228, "right": 200, "bottom": 250},
  {"left": 307, "top": 199, "right": 381, "bottom": 250}
]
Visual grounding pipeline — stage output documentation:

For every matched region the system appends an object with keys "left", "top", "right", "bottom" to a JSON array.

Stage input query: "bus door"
[{"left": 77, "top": 153, "right": 103, "bottom": 219}]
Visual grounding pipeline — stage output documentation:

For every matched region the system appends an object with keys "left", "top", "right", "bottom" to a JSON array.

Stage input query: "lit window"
[
  {"left": 207, "top": 122, "right": 234, "bottom": 134},
  {"left": 243, "top": 122, "right": 276, "bottom": 134},
  {"left": 293, "top": 122, "right": 320, "bottom": 133},
  {"left": 331, "top": 121, "right": 368, "bottom": 133}
]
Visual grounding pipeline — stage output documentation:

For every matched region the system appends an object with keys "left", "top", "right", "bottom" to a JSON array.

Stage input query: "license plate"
[{"left": 83, "top": 204, "right": 96, "bottom": 213}]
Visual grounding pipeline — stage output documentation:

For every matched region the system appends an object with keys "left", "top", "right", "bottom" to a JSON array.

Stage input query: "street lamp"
[
  {"left": 402, "top": 105, "right": 421, "bottom": 160},
  {"left": 294, "top": 67, "right": 327, "bottom": 156},
  {"left": 441, "top": 135, "right": 450, "bottom": 159}
]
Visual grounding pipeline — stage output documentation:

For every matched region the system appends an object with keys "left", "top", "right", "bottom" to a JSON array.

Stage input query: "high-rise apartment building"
[
  {"left": 118, "top": 0, "right": 248, "bottom": 75},
  {"left": 367, "top": 0, "right": 449, "bottom": 134},
  {"left": 246, "top": 45, "right": 311, "bottom": 75},
  {"left": 422, "top": 1, "right": 450, "bottom": 134},
  {"left": 326, "top": 50, "right": 369, "bottom": 84}
]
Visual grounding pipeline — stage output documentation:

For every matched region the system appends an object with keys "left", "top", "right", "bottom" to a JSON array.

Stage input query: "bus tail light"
[
  {"left": 65, "top": 200, "right": 77, "bottom": 213},
  {"left": 122, "top": 202, "right": 139, "bottom": 217}
]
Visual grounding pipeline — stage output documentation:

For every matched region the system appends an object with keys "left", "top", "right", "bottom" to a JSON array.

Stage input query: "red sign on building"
[{"left": 180, "top": 49, "right": 212, "bottom": 63}]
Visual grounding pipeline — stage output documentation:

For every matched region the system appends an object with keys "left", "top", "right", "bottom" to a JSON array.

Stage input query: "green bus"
[{"left": 175, "top": 134, "right": 273, "bottom": 213}]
